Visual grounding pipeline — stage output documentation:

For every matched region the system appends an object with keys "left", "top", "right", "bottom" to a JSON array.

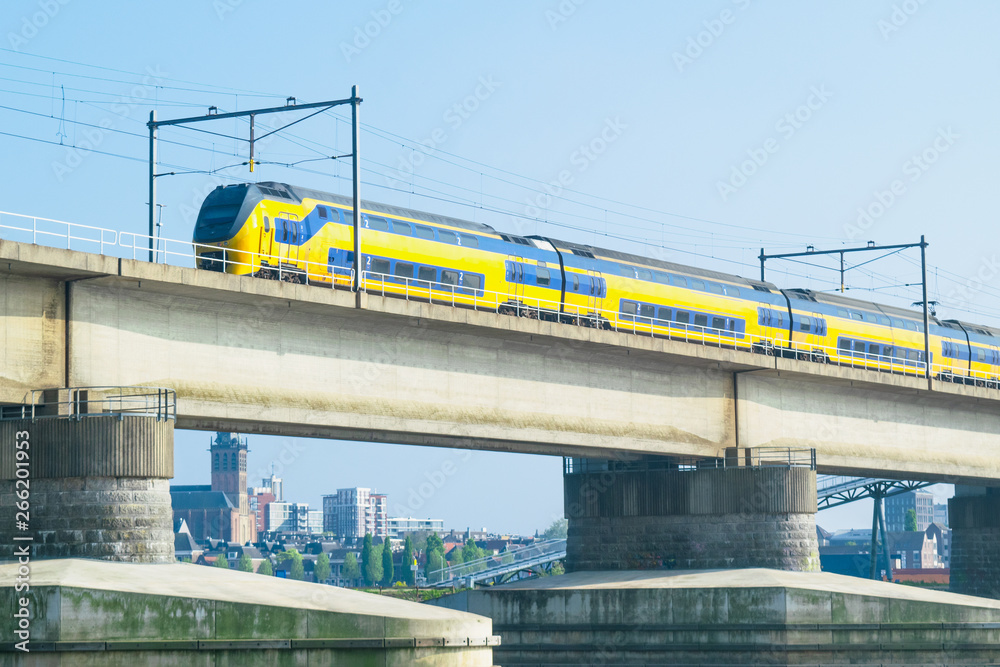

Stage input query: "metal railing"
[
  {"left": 3, "top": 209, "right": 998, "bottom": 389},
  {"left": 0, "top": 386, "right": 176, "bottom": 422},
  {"left": 425, "top": 539, "right": 567, "bottom": 588}
]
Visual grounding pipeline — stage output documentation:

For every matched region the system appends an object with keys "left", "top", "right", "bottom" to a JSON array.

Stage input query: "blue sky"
[{"left": 2, "top": 1, "right": 989, "bottom": 532}]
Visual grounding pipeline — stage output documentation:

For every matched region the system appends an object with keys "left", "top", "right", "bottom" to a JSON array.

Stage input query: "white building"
[
  {"left": 323, "top": 488, "right": 389, "bottom": 540},
  {"left": 266, "top": 501, "right": 320, "bottom": 534},
  {"left": 388, "top": 517, "right": 445, "bottom": 539}
]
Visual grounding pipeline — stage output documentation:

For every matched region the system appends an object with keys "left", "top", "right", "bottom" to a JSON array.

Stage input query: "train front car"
[{"left": 192, "top": 183, "right": 259, "bottom": 275}]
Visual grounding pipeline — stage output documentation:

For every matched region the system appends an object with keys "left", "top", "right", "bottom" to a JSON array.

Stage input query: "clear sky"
[{"left": 3, "top": 1, "right": 993, "bottom": 532}]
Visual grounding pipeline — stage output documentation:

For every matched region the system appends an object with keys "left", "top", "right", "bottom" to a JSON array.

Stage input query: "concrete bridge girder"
[{"left": 3, "top": 240, "right": 1000, "bottom": 483}]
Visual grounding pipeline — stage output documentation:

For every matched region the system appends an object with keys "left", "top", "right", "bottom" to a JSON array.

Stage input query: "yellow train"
[{"left": 193, "top": 181, "right": 1000, "bottom": 387}]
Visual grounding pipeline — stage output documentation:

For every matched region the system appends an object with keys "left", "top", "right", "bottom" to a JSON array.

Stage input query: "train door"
[
  {"left": 258, "top": 208, "right": 273, "bottom": 269},
  {"left": 586, "top": 270, "right": 604, "bottom": 313},
  {"left": 507, "top": 255, "right": 525, "bottom": 303}
]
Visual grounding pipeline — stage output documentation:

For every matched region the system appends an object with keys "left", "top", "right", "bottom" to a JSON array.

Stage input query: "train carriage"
[{"left": 193, "top": 181, "right": 993, "bottom": 388}]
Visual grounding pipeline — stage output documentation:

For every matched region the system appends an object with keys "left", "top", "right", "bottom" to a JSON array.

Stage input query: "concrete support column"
[
  {"left": 949, "top": 485, "right": 1000, "bottom": 598},
  {"left": 0, "top": 415, "right": 174, "bottom": 562},
  {"left": 564, "top": 459, "right": 819, "bottom": 572}
]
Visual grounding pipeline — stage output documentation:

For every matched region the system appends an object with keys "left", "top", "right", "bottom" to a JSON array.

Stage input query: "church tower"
[{"left": 210, "top": 432, "right": 252, "bottom": 542}]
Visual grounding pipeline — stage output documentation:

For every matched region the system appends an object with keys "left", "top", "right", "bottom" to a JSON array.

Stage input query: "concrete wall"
[
  {"left": 4, "top": 241, "right": 1000, "bottom": 481},
  {"left": 0, "top": 416, "right": 174, "bottom": 562},
  {"left": 949, "top": 487, "right": 1000, "bottom": 598},
  {"left": 564, "top": 466, "right": 819, "bottom": 571}
]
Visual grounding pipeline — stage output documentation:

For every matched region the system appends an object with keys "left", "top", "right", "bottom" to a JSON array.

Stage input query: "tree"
[
  {"left": 905, "top": 508, "right": 918, "bottom": 532},
  {"left": 426, "top": 533, "right": 444, "bottom": 553},
  {"left": 258, "top": 558, "right": 274, "bottom": 576},
  {"left": 425, "top": 548, "right": 445, "bottom": 583},
  {"left": 462, "top": 538, "right": 485, "bottom": 565},
  {"left": 381, "top": 543, "right": 394, "bottom": 586},
  {"left": 314, "top": 552, "right": 331, "bottom": 583},
  {"left": 279, "top": 549, "right": 305, "bottom": 581},
  {"left": 542, "top": 518, "right": 568, "bottom": 540},
  {"left": 214, "top": 555, "right": 230, "bottom": 569},
  {"left": 342, "top": 552, "right": 360, "bottom": 585},
  {"left": 362, "top": 535, "right": 383, "bottom": 586},
  {"left": 401, "top": 536, "right": 416, "bottom": 586},
  {"left": 236, "top": 553, "right": 253, "bottom": 572}
]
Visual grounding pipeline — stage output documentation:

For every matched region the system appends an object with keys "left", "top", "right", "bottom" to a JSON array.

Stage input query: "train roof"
[
  {"left": 942, "top": 319, "right": 1000, "bottom": 338},
  {"left": 256, "top": 181, "right": 498, "bottom": 235},
  {"left": 543, "top": 236, "right": 782, "bottom": 292},
  {"left": 784, "top": 288, "right": 930, "bottom": 322}
]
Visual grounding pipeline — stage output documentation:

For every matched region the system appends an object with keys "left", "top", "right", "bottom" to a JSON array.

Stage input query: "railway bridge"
[{"left": 2, "top": 238, "right": 1000, "bottom": 597}]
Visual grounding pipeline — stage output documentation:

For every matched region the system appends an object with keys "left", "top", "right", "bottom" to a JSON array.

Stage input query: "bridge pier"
[
  {"left": 563, "top": 451, "right": 819, "bottom": 572},
  {"left": 949, "top": 485, "right": 1000, "bottom": 598},
  {"left": 0, "top": 388, "right": 174, "bottom": 563}
]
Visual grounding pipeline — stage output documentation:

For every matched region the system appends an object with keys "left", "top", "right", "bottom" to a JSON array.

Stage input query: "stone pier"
[
  {"left": 0, "top": 389, "right": 174, "bottom": 563},
  {"left": 949, "top": 485, "right": 1000, "bottom": 598},
  {"left": 564, "top": 453, "right": 819, "bottom": 572}
]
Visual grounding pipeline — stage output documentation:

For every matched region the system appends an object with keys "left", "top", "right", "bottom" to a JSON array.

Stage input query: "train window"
[
  {"left": 694, "top": 314, "right": 708, "bottom": 328},
  {"left": 263, "top": 216, "right": 270, "bottom": 232},
  {"left": 905, "top": 321, "right": 919, "bottom": 332},
  {"left": 344, "top": 211, "right": 354, "bottom": 226},
  {"left": 654, "top": 272, "right": 671, "bottom": 285},
  {"left": 799, "top": 316, "right": 812, "bottom": 332},
  {"left": 393, "top": 262, "right": 414, "bottom": 279},
  {"left": 884, "top": 346, "right": 894, "bottom": 358},
  {"left": 390, "top": 221, "right": 413, "bottom": 236},
  {"left": 462, "top": 235, "right": 479, "bottom": 248},
  {"left": 891, "top": 318, "right": 905, "bottom": 328},
  {"left": 572, "top": 275, "right": 580, "bottom": 291},
  {"left": 441, "top": 270, "right": 460, "bottom": 286},
  {"left": 836, "top": 308, "right": 849, "bottom": 319},
  {"left": 367, "top": 217, "right": 389, "bottom": 232},
  {"left": 318, "top": 207, "right": 328, "bottom": 220},
  {"left": 839, "top": 339, "right": 851, "bottom": 352},
  {"left": 371, "top": 258, "right": 390, "bottom": 275},
  {"left": 415, "top": 225, "right": 435, "bottom": 240},
  {"left": 536, "top": 267, "right": 551, "bottom": 286},
  {"left": 670, "top": 275, "right": 688, "bottom": 288},
  {"left": 639, "top": 304, "right": 655, "bottom": 319},
  {"left": 758, "top": 308, "right": 768, "bottom": 326},
  {"left": 439, "top": 230, "right": 459, "bottom": 245},
  {"left": 464, "top": 274, "right": 482, "bottom": 290},
  {"left": 712, "top": 316, "right": 726, "bottom": 331},
  {"left": 675, "top": 311, "right": 690, "bottom": 324},
  {"left": 637, "top": 269, "right": 653, "bottom": 281},
  {"left": 878, "top": 315, "right": 891, "bottom": 326},
  {"left": 851, "top": 311, "right": 863, "bottom": 320},
  {"left": 658, "top": 308, "right": 672, "bottom": 322},
  {"left": 863, "top": 312, "right": 878, "bottom": 323},
  {"left": 418, "top": 266, "right": 436, "bottom": 284},
  {"left": 292, "top": 224, "right": 299, "bottom": 243},
  {"left": 619, "top": 266, "right": 635, "bottom": 278},
  {"left": 869, "top": 343, "right": 881, "bottom": 356},
  {"left": 705, "top": 282, "right": 722, "bottom": 295},
  {"left": 725, "top": 286, "right": 741, "bottom": 297},
  {"left": 621, "top": 301, "right": 638, "bottom": 316},
  {"left": 977, "top": 348, "right": 987, "bottom": 362},
  {"left": 690, "top": 280, "right": 706, "bottom": 291}
]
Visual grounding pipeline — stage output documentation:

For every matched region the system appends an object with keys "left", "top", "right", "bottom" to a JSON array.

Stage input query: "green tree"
[
  {"left": 214, "top": 555, "right": 230, "bottom": 569},
  {"left": 314, "top": 552, "right": 331, "bottom": 583},
  {"left": 381, "top": 543, "right": 394, "bottom": 586},
  {"left": 258, "top": 558, "right": 274, "bottom": 576},
  {"left": 236, "top": 553, "right": 254, "bottom": 572},
  {"left": 425, "top": 548, "right": 445, "bottom": 583},
  {"left": 462, "top": 538, "right": 485, "bottom": 565},
  {"left": 342, "top": 552, "right": 360, "bottom": 585},
  {"left": 542, "top": 518, "right": 568, "bottom": 540},
  {"left": 279, "top": 549, "right": 305, "bottom": 581},
  {"left": 361, "top": 535, "right": 383, "bottom": 586},
  {"left": 426, "top": 533, "right": 444, "bottom": 553},
  {"left": 401, "top": 536, "right": 416, "bottom": 586},
  {"left": 905, "top": 508, "right": 919, "bottom": 532}
]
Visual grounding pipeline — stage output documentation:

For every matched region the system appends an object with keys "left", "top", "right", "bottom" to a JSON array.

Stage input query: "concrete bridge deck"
[{"left": 3, "top": 239, "right": 999, "bottom": 483}]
